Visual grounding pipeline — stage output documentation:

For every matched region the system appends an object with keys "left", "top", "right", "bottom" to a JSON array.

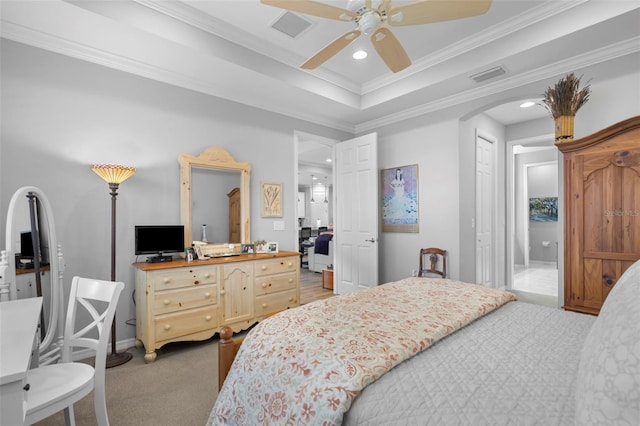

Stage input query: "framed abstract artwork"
[
  {"left": 261, "top": 182, "right": 282, "bottom": 217},
  {"left": 381, "top": 164, "right": 419, "bottom": 233}
]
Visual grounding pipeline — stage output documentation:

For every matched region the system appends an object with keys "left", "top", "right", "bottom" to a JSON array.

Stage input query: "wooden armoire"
[
  {"left": 557, "top": 116, "right": 640, "bottom": 315},
  {"left": 227, "top": 187, "right": 241, "bottom": 243}
]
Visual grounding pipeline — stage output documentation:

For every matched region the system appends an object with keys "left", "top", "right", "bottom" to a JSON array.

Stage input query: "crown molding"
[{"left": 355, "top": 37, "right": 640, "bottom": 133}]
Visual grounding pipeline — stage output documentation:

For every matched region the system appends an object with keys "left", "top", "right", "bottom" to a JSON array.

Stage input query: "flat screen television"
[
  {"left": 20, "top": 231, "right": 35, "bottom": 259},
  {"left": 135, "top": 225, "right": 184, "bottom": 262}
]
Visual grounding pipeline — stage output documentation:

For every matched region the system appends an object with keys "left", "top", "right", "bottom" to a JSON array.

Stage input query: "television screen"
[
  {"left": 135, "top": 225, "right": 185, "bottom": 256},
  {"left": 21, "top": 231, "right": 35, "bottom": 259}
]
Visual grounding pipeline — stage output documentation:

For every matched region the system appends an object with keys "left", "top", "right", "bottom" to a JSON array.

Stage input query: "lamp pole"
[{"left": 91, "top": 164, "right": 136, "bottom": 368}]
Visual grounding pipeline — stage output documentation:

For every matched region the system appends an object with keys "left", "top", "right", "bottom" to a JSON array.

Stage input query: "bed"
[{"left": 210, "top": 260, "right": 640, "bottom": 425}]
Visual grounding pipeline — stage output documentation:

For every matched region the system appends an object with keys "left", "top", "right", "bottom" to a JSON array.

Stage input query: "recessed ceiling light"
[
  {"left": 326, "top": 158, "right": 332, "bottom": 163},
  {"left": 520, "top": 101, "right": 536, "bottom": 108},
  {"left": 352, "top": 50, "right": 368, "bottom": 60}
]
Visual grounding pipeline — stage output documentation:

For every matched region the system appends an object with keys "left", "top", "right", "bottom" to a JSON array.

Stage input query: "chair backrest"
[
  {"left": 62, "top": 277, "right": 124, "bottom": 368},
  {"left": 300, "top": 227, "right": 312, "bottom": 240},
  {"left": 419, "top": 248, "right": 447, "bottom": 278}
]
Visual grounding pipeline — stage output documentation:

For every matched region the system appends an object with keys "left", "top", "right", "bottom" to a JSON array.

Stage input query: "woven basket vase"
[{"left": 555, "top": 115, "right": 575, "bottom": 143}]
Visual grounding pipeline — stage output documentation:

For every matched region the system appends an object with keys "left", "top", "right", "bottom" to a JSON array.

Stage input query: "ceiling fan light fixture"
[
  {"left": 353, "top": 50, "right": 368, "bottom": 60},
  {"left": 359, "top": 11, "right": 381, "bottom": 36},
  {"left": 520, "top": 101, "right": 536, "bottom": 108}
]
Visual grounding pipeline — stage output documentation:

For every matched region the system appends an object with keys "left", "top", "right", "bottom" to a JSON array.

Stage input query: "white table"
[{"left": 0, "top": 297, "right": 43, "bottom": 426}]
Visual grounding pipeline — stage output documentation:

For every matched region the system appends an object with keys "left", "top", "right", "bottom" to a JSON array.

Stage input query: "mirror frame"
[{"left": 179, "top": 147, "right": 251, "bottom": 247}]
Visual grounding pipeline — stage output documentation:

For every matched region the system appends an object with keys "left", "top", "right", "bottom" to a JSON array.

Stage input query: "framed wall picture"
[
  {"left": 381, "top": 164, "right": 419, "bottom": 233},
  {"left": 261, "top": 182, "right": 283, "bottom": 217},
  {"left": 529, "top": 197, "right": 558, "bottom": 222}
]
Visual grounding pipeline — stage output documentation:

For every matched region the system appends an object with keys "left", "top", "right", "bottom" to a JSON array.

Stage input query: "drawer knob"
[
  {"left": 220, "top": 289, "right": 226, "bottom": 295},
  {"left": 288, "top": 278, "right": 293, "bottom": 283},
  {"left": 261, "top": 283, "right": 268, "bottom": 288},
  {"left": 262, "top": 303, "right": 267, "bottom": 308},
  {"left": 204, "top": 273, "right": 210, "bottom": 278},
  {"left": 287, "top": 262, "right": 293, "bottom": 267},
  {"left": 205, "top": 315, "right": 212, "bottom": 321},
  {"left": 164, "top": 324, "right": 171, "bottom": 331},
  {"left": 204, "top": 292, "right": 211, "bottom": 298},
  {"left": 163, "top": 299, "right": 170, "bottom": 305},
  {"left": 288, "top": 297, "right": 294, "bottom": 302},
  {"left": 163, "top": 278, "right": 170, "bottom": 284},
  {"left": 261, "top": 266, "right": 267, "bottom": 271}
]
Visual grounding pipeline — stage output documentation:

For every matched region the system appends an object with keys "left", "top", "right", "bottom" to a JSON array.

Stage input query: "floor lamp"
[{"left": 91, "top": 163, "right": 136, "bottom": 368}]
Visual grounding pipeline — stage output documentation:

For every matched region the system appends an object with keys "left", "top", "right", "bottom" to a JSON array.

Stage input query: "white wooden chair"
[{"left": 24, "top": 276, "right": 125, "bottom": 425}]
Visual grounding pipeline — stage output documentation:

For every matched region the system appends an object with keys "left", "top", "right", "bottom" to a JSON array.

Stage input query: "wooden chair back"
[{"left": 419, "top": 248, "right": 447, "bottom": 278}]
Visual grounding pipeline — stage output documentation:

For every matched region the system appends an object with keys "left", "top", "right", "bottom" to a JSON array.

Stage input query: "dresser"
[{"left": 133, "top": 251, "right": 299, "bottom": 363}]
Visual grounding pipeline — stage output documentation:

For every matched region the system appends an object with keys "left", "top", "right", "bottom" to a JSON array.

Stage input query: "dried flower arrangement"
[{"left": 542, "top": 73, "right": 591, "bottom": 118}]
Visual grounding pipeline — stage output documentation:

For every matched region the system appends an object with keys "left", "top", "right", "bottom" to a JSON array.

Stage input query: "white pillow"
[{"left": 575, "top": 260, "right": 640, "bottom": 424}]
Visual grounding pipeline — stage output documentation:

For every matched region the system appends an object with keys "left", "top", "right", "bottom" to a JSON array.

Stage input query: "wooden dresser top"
[{"left": 133, "top": 250, "right": 299, "bottom": 271}]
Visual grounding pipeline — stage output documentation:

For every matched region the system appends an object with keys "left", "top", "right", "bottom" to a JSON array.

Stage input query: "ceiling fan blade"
[
  {"left": 387, "top": 0, "right": 492, "bottom": 26},
  {"left": 261, "top": 0, "right": 356, "bottom": 22},
  {"left": 367, "top": 0, "right": 392, "bottom": 13},
  {"left": 301, "top": 30, "right": 361, "bottom": 70},
  {"left": 370, "top": 28, "right": 411, "bottom": 73}
]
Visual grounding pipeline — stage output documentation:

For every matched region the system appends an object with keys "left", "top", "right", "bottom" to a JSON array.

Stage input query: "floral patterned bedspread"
[{"left": 209, "top": 277, "right": 517, "bottom": 426}]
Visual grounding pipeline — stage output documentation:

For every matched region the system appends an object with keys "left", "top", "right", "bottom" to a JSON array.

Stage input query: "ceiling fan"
[{"left": 261, "top": 0, "right": 492, "bottom": 73}]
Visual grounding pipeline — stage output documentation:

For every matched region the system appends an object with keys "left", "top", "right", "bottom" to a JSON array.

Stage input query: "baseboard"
[{"left": 70, "top": 337, "right": 137, "bottom": 362}]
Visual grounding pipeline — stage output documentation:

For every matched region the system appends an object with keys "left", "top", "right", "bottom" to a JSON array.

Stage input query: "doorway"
[
  {"left": 294, "top": 131, "right": 336, "bottom": 267},
  {"left": 509, "top": 145, "right": 559, "bottom": 301}
]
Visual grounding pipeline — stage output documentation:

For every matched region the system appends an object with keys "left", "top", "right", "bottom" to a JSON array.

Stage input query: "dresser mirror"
[{"left": 179, "top": 147, "right": 251, "bottom": 247}]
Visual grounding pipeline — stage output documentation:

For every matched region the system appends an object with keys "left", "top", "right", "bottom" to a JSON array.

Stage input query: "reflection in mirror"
[
  {"left": 191, "top": 168, "right": 241, "bottom": 244},
  {"left": 0, "top": 186, "right": 65, "bottom": 364},
  {"left": 179, "top": 147, "right": 251, "bottom": 247}
]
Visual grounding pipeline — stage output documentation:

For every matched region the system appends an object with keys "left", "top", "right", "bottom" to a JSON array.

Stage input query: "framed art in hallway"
[
  {"left": 529, "top": 197, "right": 558, "bottom": 222},
  {"left": 381, "top": 164, "right": 419, "bottom": 233}
]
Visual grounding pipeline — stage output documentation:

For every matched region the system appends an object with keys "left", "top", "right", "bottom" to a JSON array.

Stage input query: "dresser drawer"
[
  {"left": 254, "top": 257, "right": 297, "bottom": 277},
  {"left": 254, "top": 273, "right": 296, "bottom": 296},
  {"left": 153, "top": 284, "right": 217, "bottom": 315},
  {"left": 154, "top": 306, "right": 218, "bottom": 341},
  {"left": 255, "top": 289, "right": 298, "bottom": 317},
  {"left": 151, "top": 267, "right": 217, "bottom": 291}
]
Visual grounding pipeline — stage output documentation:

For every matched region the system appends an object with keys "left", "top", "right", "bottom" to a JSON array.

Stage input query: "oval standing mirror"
[{"left": 179, "top": 147, "right": 251, "bottom": 247}]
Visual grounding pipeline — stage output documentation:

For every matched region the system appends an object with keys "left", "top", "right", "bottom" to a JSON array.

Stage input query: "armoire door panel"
[{"left": 582, "top": 258, "right": 602, "bottom": 309}]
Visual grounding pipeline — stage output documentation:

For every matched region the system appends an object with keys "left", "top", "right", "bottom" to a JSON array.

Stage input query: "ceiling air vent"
[
  {"left": 470, "top": 66, "right": 506, "bottom": 83},
  {"left": 271, "top": 11, "right": 313, "bottom": 39}
]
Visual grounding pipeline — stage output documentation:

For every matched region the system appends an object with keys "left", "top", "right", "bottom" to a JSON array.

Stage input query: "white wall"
[{"left": 377, "top": 120, "right": 460, "bottom": 283}]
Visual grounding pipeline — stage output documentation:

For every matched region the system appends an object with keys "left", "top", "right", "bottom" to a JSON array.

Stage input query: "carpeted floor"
[{"left": 34, "top": 337, "right": 219, "bottom": 426}]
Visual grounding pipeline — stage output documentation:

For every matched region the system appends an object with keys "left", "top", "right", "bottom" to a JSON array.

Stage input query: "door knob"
[{"left": 365, "top": 238, "right": 376, "bottom": 243}]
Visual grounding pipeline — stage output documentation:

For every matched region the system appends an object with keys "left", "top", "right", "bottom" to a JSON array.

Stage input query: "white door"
[
  {"left": 335, "top": 133, "right": 379, "bottom": 294},
  {"left": 475, "top": 135, "right": 494, "bottom": 287}
]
